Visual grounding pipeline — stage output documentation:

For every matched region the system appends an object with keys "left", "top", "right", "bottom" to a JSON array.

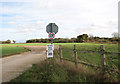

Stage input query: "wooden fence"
[{"left": 55, "top": 45, "right": 120, "bottom": 75}]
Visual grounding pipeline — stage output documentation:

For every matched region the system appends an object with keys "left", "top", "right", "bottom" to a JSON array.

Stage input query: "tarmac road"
[{"left": 1, "top": 46, "right": 46, "bottom": 82}]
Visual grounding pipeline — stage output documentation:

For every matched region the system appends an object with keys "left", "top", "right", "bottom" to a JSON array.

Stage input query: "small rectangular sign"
[
  {"left": 46, "top": 44, "right": 54, "bottom": 51},
  {"left": 47, "top": 50, "right": 53, "bottom": 58},
  {"left": 46, "top": 44, "right": 54, "bottom": 58}
]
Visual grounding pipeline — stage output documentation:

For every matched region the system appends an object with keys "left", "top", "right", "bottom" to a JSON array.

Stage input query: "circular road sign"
[{"left": 48, "top": 32, "right": 55, "bottom": 39}]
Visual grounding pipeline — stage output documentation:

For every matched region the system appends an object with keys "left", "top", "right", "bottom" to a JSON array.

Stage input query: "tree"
[
  {"left": 82, "top": 34, "right": 88, "bottom": 39},
  {"left": 13, "top": 40, "right": 16, "bottom": 43},
  {"left": 77, "top": 34, "right": 88, "bottom": 42},
  {"left": 77, "top": 35, "right": 83, "bottom": 42},
  {"left": 71, "top": 38, "right": 77, "bottom": 42},
  {"left": 6, "top": 40, "right": 11, "bottom": 44}
]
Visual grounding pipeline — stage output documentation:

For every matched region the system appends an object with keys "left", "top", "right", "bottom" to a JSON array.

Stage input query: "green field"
[
  {"left": 58, "top": 44, "right": 118, "bottom": 65},
  {"left": 2, "top": 45, "right": 29, "bottom": 57},
  {"left": 1, "top": 43, "right": 118, "bottom": 59},
  {"left": 2, "top": 43, "right": 118, "bottom": 52},
  {"left": 8, "top": 43, "right": 119, "bottom": 82}
]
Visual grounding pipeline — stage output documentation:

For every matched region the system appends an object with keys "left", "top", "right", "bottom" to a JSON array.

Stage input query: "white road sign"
[
  {"left": 47, "top": 50, "right": 53, "bottom": 58},
  {"left": 46, "top": 44, "right": 54, "bottom": 58},
  {"left": 46, "top": 44, "right": 54, "bottom": 51}
]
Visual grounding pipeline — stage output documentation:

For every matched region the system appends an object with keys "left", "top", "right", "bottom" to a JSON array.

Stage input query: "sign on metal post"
[
  {"left": 46, "top": 23, "right": 58, "bottom": 58},
  {"left": 46, "top": 44, "right": 54, "bottom": 58},
  {"left": 46, "top": 23, "right": 58, "bottom": 34}
]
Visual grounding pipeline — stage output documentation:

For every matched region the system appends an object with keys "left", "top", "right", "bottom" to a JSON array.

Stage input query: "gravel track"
[{"left": 1, "top": 46, "right": 47, "bottom": 82}]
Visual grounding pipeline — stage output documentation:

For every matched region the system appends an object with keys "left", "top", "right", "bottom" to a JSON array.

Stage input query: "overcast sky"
[{"left": 0, "top": 0, "right": 119, "bottom": 43}]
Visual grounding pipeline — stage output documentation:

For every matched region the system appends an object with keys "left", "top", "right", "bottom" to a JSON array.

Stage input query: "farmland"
[
  {"left": 6, "top": 43, "right": 119, "bottom": 82},
  {"left": 2, "top": 43, "right": 118, "bottom": 51},
  {"left": 2, "top": 45, "right": 29, "bottom": 57},
  {"left": 59, "top": 43, "right": 119, "bottom": 66},
  {"left": 1, "top": 43, "right": 119, "bottom": 67},
  {"left": 1, "top": 43, "right": 118, "bottom": 55}
]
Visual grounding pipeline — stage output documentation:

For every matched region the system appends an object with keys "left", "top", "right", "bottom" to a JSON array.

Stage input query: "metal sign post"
[
  {"left": 51, "top": 39, "right": 53, "bottom": 44},
  {"left": 46, "top": 23, "right": 58, "bottom": 58}
]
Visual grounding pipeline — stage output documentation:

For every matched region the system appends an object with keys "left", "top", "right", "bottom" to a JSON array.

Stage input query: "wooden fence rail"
[
  {"left": 57, "top": 45, "right": 120, "bottom": 75},
  {"left": 62, "top": 48, "right": 120, "bottom": 55}
]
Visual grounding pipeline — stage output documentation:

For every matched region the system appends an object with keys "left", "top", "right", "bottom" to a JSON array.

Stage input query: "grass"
[
  {"left": 10, "top": 59, "right": 109, "bottom": 82},
  {"left": 62, "top": 44, "right": 119, "bottom": 70},
  {"left": 1, "top": 43, "right": 118, "bottom": 66},
  {"left": 2, "top": 43, "right": 118, "bottom": 53},
  {"left": 2, "top": 45, "right": 29, "bottom": 57},
  {"left": 54, "top": 43, "right": 119, "bottom": 81},
  {"left": 1, "top": 43, "right": 118, "bottom": 67},
  {"left": 8, "top": 43, "right": 119, "bottom": 82}
]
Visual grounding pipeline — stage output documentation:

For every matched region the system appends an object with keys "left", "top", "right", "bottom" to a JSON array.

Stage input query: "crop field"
[{"left": 2, "top": 45, "right": 29, "bottom": 57}]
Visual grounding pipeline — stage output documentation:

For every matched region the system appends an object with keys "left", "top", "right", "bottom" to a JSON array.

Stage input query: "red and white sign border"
[{"left": 48, "top": 32, "right": 55, "bottom": 39}]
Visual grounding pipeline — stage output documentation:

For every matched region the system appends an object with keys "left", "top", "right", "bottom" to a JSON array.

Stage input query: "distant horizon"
[{"left": 0, "top": 35, "right": 117, "bottom": 43}]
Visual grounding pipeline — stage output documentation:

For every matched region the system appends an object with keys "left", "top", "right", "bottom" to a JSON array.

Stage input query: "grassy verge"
[
  {"left": 11, "top": 59, "right": 111, "bottom": 82},
  {"left": 2, "top": 45, "right": 30, "bottom": 57}
]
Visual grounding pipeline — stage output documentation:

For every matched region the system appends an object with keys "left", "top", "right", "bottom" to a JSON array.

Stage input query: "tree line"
[
  {"left": 1, "top": 33, "right": 119, "bottom": 44},
  {"left": 0, "top": 40, "right": 16, "bottom": 44},
  {"left": 26, "top": 34, "right": 119, "bottom": 44}
]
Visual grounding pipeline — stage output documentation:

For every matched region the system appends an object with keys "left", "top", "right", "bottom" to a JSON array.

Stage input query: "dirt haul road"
[{"left": 2, "top": 46, "right": 47, "bottom": 82}]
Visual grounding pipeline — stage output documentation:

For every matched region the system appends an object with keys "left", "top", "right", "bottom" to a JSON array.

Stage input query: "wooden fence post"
[
  {"left": 74, "top": 45, "right": 77, "bottom": 67},
  {"left": 100, "top": 45, "right": 106, "bottom": 80},
  {"left": 100, "top": 45, "right": 106, "bottom": 68},
  {"left": 59, "top": 45, "right": 63, "bottom": 62}
]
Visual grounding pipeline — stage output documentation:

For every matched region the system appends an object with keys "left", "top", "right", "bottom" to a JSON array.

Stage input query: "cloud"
[
  {"left": 35, "top": 1, "right": 55, "bottom": 9},
  {"left": 36, "top": 20, "right": 44, "bottom": 24},
  {"left": 75, "top": 20, "right": 118, "bottom": 37},
  {"left": 13, "top": 20, "right": 46, "bottom": 33},
  {"left": 0, "top": 0, "right": 119, "bottom": 42},
  {"left": 7, "top": 21, "right": 16, "bottom": 24},
  {"left": 12, "top": 15, "right": 24, "bottom": 19}
]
